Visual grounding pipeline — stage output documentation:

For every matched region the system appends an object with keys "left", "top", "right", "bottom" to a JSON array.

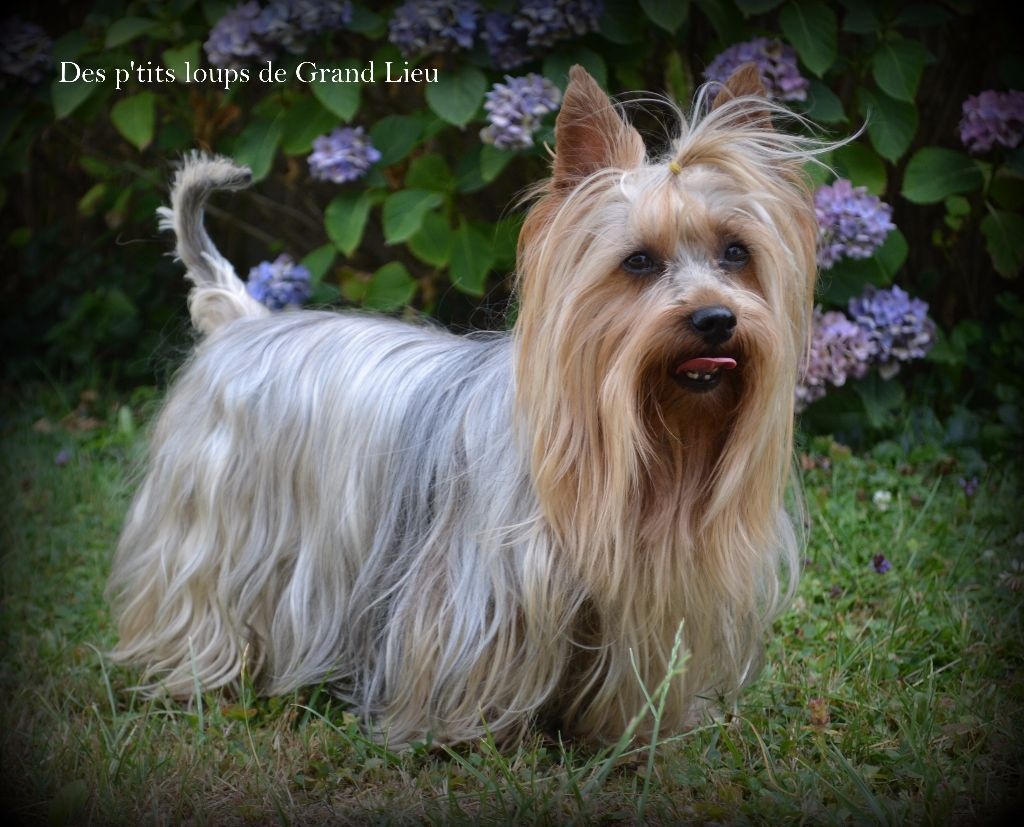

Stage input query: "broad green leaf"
[
  {"left": 325, "top": 191, "right": 378, "bottom": 257},
  {"left": 834, "top": 143, "right": 886, "bottom": 194},
  {"left": 693, "top": 0, "right": 745, "bottom": 42},
  {"left": 310, "top": 60, "right": 362, "bottom": 122},
  {"left": 110, "top": 93, "right": 156, "bottom": 150},
  {"left": 638, "top": 0, "right": 689, "bottom": 32},
  {"left": 162, "top": 42, "right": 201, "bottom": 82},
  {"left": 105, "top": 17, "right": 156, "bottom": 49},
  {"left": 804, "top": 78, "right": 846, "bottom": 123},
  {"left": 598, "top": 0, "right": 646, "bottom": 43},
  {"left": 280, "top": 97, "right": 337, "bottom": 156},
  {"left": 425, "top": 64, "right": 487, "bottom": 127},
  {"left": 364, "top": 262, "right": 416, "bottom": 310},
  {"left": 347, "top": 5, "right": 385, "bottom": 36},
  {"left": 450, "top": 222, "right": 495, "bottom": 296},
  {"left": 854, "top": 372, "right": 905, "bottom": 430},
  {"left": 405, "top": 153, "right": 454, "bottom": 192},
  {"left": 842, "top": 4, "right": 880, "bottom": 34},
  {"left": 370, "top": 115, "right": 423, "bottom": 166},
  {"left": 872, "top": 39, "right": 930, "bottom": 103},
  {"left": 544, "top": 48, "right": 607, "bottom": 91},
  {"left": 894, "top": 3, "right": 953, "bottom": 26},
  {"left": 901, "top": 147, "right": 983, "bottom": 203},
  {"left": 480, "top": 144, "right": 513, "bottom": 183},
  {"left": 408, "top": 211, "right": 453, "bottom": 267},
  {"left": 779, "top": 0, "right": 837, "bottom": 77},
  {"left": 52, "top": 30, "right": 90, "bottom": 62},
  {"left": 820, "top": 229, "right": 908, "bottom": 304},
  {"left": 52, "top": 77, "right": 98, "bottom": 120},
  {"left": 231, "top": 118, "right": 283, "bottom": 182},
  {"left": 981, "top": 210, "right": 1024, "bottom": 278},
  {"left": 382, "top": 189, "right": 444, "bottom": 244},
  {"left": 858, "top": 88, "right": 917, "bottom": 162},
  {"left": 300, "top": 244, "right": 336, "bottom": 283}
]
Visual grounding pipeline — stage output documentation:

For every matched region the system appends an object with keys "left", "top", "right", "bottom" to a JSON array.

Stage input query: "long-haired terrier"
[{"left": 108, "top": 65, "right": 824, "bottom": 745}]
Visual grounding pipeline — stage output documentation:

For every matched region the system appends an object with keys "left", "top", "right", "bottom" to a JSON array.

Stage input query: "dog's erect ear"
[
  {"left": 552, "top": 65, "right": 645, "bottom": 188},
  {"left": 711, "top": 63, "right": 773, "bottom": 128}
]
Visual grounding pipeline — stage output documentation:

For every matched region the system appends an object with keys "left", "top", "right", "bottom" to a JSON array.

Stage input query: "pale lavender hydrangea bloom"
[
  {"left": 847, "top": 285, "right": 935, "bottom": 379},
  {"left": 308, "top": 126, "right": 381, "bottom": 183},
  {"left": 814, "top": 179, "right": 895, "bottom": 269},
  {"left": 796, "top": 308, "right": 877, "bottom": 411},
  {"left": 480, "top": 74, "right": 561, "bottom": 150},
  {"left": 388, "top": 0, "right": 479, "bottom": 58},
  {"left": 246, "top": 254, "right": 312, "bottom": 310},
  {"left": 482, "top": 0, "right": 603, "bottom": 70},
  {"left": 959, "top": 90, "right": 1024, "bottom": 154},
  {"left": 205, "top": 2, "right": 271, "bottom": 69},
  {"left": 703, "top": 37, "right": 808, "bottom": 102},
  {"left": 0, "top": 17, "right": 52, "bottom": 84}
]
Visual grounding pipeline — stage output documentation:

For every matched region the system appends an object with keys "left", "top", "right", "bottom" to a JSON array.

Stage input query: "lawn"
[{"left": 1, "top": 386, "right": 1021, "bottom": 825}]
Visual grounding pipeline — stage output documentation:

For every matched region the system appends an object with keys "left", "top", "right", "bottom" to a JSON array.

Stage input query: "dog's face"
[{"left": 515, "top": 66, "right": 819, "bottom": 548}]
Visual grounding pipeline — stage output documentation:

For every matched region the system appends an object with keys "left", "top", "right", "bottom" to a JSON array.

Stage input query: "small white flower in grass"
[{"left": 872, "top": 489, "right": 892, "bottom": 511}]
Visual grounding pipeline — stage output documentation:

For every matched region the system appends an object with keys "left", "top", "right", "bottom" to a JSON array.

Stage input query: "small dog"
[{"left": 108, "top": 65, "right": 822, "bottom": 745}]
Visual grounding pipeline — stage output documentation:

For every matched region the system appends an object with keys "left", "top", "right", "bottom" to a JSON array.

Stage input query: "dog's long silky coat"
[{"left": 108, "top": 66, "right": 824, "bottom": 745}]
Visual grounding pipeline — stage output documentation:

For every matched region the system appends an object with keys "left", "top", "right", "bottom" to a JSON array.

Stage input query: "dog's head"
[{"left": 514, "top": 65, "right": 820, "bottom": 556}]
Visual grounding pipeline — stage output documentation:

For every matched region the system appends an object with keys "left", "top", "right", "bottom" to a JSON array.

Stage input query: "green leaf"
[
  {"left": 52, "top": 30, "right": 90, "bottom": 62},
  {"left": 325, "top": 191, "right": 378, "bottom": 257},
  {"left": 544, "top": 48, "right": 607, "bottom": 91},
  {"left": 162, "top": 42, "right": 201, "bottom": 82},
  {"left": 858, "top": 88, "right": 917, "bottom": 162},
  {"left": 981, "top": 211, "right": 1024, "bottom": 278},
  {"left": 779, "top": 0, "right": 837, "bottom": 77},
  {"left": 382, "top": 190, "right": 445, "bottom": 244},
  {"left": 842, "top": 4, "right": 880, "bottom": 34},
  {"left": 300, "top": 244, "right": 336, "bottom": 283},
  {"left": 364, "top": 262, "right": 416, "bottom": 310},
  {"left": 405, "top": 153, "right": 454, "bottom": 192},
  {"left": 803, "top": 78, "right": 846, "bottom": 123},
  {"left": 105, "top": 17, "right": 156, "bottom": 49},
  {"left": 693, "top": 0, "right": 745, "bottom": 42},
  {"left": 664, "top": 51, "right": 693, "bottom": 106},
  {"left": 310, "top": 60, "right": 362, "bottom": 122},
  {"left": 280, "top": 97, "right": 337, "bottom": 156},
  {"left": 894, "top": 3, "right": 953, "bottom": 26},
  {"left": 901, "top": 147, "right": 983, "bottom": 203},
  {"left": 370, "top": 115, "right": 423, "bottom": 166},
  {"left": 408, "top": 211, "right": 453, "bottom": 267},
  {"left": 598, "top": 0, "right": 646, "bottom": 44},
  {"left": 833, "top": 143, "right": 886, "bottom": 194},
  {"left": 819, "top": 229, "right": 908, "bottom": 304},
  {"left": 854, "top": 372, "right": 905, "bottom": 430},
  {"left": 425, "top": 64, "right": 487, "bottom": 127},
  {"left": 52, "top": 77, "right": 98, "bottom": 120},
  {"left": 735, "top": 0, "right": 784, "bottom": 12},
  {"left": 479, "top": 144, "right": 513, "bottom": 183},
  {"left": 638, "top": 0, "right": 690, "bottom": 32},
  {"left": 449, "top": 221, "right": 495, "bottom": 296},
  {"left": 110, "top": 93, "right": 156, "bottom": 150},
  {"left": 231, "top": 118, "right": 283, "bottom": 182},
  {"left": 871, "top": 39, "right": 930, "bottom": 103}
]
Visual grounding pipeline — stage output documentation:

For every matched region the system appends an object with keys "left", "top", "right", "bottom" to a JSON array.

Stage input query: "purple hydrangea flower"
[
  {"left": 796, "top": 308, "right": 877, "bottom": 411},
  {"left": 308, "top": 126, "right": 381, "bottom": 183},
  {"left": 0, "top": 17, "right": 52, "bottom": 85},
  {"left": 959, "top": 90, "right": 1024, "bottom": 154},
  {"left": 480, "top": 74, "right": 562, "bottom": 151},
  {"left": 482, "top": 0, "right": 603, "bottom": 70},
  {"left": 847, "top": 285, "right": 935, "bottom": 380},
  {"left": 388, "top": 0, "right": 479, "bottom": 58},
  {"left": 246, "top": 254, "right": 312, "bottom": 310},
  {"left": 703, "top": 37, "right": 808, "bottom": 102},
  {"left": 872, "top": 553, "right": 891, "bottom": 574},
  {"left": 205, "top": 1, "right": 274, "bottom": 69},
  {"left": 814, "top": 179, "right": 895, "bottom": 269}
]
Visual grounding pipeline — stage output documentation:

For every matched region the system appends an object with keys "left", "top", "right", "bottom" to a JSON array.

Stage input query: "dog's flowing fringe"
[{"left": 109, "top": 67, "right": 829, "bottom": 745}]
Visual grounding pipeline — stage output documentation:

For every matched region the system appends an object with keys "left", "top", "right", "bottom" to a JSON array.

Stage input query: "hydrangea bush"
[{"left": 1, "top": 2, "right": 1021, "bottom": 452}]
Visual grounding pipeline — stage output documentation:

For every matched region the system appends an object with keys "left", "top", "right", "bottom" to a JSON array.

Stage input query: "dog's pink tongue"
[{"left": 676, "top": 356, "right": 737, "bottom": 373}]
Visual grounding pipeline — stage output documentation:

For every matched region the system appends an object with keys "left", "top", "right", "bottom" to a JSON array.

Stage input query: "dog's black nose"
[{"left": 689, "top": 305, "right": 737, "bottom": 345}]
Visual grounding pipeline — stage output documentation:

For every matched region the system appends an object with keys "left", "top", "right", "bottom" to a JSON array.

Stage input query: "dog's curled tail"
[{"left": 157, "top": 152, "right": 269, "bottom": 335}]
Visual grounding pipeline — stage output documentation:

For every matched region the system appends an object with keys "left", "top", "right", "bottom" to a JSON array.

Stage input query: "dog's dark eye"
[
  {"left": 720, "top": 242, "right": 750, "bottom": 270},
  {"left": 622, "top": 251, "right": 660, "bottom": 275}
]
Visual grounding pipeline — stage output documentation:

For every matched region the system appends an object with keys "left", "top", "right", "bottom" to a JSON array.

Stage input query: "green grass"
[{"left": 2, "top": 386, "right": 1022, "bottom": 825}]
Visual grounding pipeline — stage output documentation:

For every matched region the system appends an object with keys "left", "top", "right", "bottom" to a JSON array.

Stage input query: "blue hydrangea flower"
[
  {"left": 246, "top": 254, "right": 312, "bottom": 310},
  {"left": 796, "top": 308, "right": 877, "bottom": 411},
  {"left": 482, "top": 0, "right": 603, "bottom": 70},
  {"left": 814, "top": 179, "right": 895, "bottom": 269},
  {"left": 205, "top": 1, "right": 274, "bottom": 69},
  {"left": 480, "top": 74, "right": 562, "bottom": 151},
  {"left": 388, "top": 0, "right": 479, "bottom": 58},
  {"left": 308, "top": 126, "right": 381, "bottom": 183},
  {"left": 0, "top": 17, "right": 52, "bottom": 85},
  {"left": 703, "top": 37, "right": 808, "bottom": 102},
  {"left": 847, "top": 285, "right": 936, "bottom": 380},
  {"left": 959, "top": 89, "right": 1024, "bottom": 154}
]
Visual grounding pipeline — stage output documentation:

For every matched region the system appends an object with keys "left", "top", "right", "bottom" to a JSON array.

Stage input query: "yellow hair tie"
[{"left": 668, "top": 160, "right": 682, "bottom": 176}]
